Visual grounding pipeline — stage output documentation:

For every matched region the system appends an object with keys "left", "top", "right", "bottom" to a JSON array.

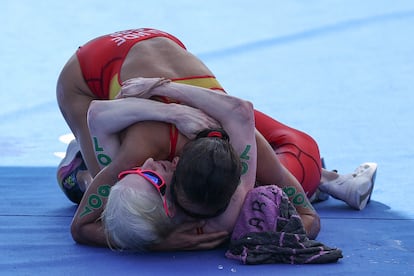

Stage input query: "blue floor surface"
[{"left": 1, "top": 1, "right": 413, "bottom": 275}]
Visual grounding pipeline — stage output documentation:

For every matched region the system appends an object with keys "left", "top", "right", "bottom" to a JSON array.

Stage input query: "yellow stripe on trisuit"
[
  {"left": 109, "top": 74, "right": 122, "bottom": 100},
  {"left": 173, "top": 77, "right": 224, "bottom": 91},
  {"left": 109, "top": 75, "right": 224, "bottom": 100}
]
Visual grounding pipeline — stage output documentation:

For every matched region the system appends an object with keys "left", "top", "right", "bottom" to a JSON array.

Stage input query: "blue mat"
[
  {"left": 2, "top": 167, "right": 413, "bottom": 275},
  {"left": 1, "top": 1, "right": 414, "bottom": 275}
]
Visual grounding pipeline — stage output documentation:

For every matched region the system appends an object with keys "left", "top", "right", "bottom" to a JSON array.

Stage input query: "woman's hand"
[
  {"left": 116, "top": 77, "right": 170, "bottom": 99},
  {"left": 150, "top": 221, "right": 229, "bottom": 251},
  {"left": 170, "top": 104, "right": 220, "bottom": 139}
]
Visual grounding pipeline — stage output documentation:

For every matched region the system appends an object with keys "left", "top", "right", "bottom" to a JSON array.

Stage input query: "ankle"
[{"left": 321, "top": 170, "right": 339, "bottom": 182}]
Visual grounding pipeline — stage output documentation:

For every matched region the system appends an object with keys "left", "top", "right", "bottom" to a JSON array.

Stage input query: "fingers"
[
  {"left": 114, "top": 91, "right": 125, "bottom": 99},
  {"left": 121, "top": 77, "right": 162, "bottom": 86},
  {"left": 121, "top": 77, "right": 145, "bottom": 86},
  {"left": 184, "top": 231, "right": 229, "bottom": 251},
  {"left": 150, "top": 227, "right": 229, "bottom": 251},
  {"left": 176, "top": 220, "right": 206, "bottom": 233},
  {"left": 119, "top": 77, "right": 169, "bottom": 99}
]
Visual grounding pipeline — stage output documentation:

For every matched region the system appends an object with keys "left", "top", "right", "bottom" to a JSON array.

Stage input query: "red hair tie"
[{"left": 207, "top": 131, "right": 223, "bottom": 138}]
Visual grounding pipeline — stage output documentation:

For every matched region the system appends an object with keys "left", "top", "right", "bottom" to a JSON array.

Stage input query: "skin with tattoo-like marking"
[
  {"left": 93, "top": 137, "right": 112, "bottom": 167},
  {"left": 283, "top": 186, "right": 314, "bottom": 210},
  {"left": 240, "top": 145, "right": 251, "bottom": 174},
  {"left": 80, "top": 184, "right": 111, "bottom": 217}
]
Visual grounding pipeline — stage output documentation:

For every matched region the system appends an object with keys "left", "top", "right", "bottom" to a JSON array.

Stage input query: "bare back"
[{"left": 121, "top": 37, "right": 214, "bottom": 81}]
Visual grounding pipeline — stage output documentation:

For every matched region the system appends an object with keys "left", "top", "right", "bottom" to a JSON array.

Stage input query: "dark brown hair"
[{"left": 172, "top": 128, "right": 242, "bottom": 217}]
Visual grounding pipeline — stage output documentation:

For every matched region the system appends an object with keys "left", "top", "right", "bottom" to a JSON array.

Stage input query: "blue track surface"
[{"left": 1, "top": 1, "right": 413, "bottom": 275}]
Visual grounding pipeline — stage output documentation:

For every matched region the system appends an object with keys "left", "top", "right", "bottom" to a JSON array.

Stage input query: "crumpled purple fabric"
[{"left": 226, "top": 185, "right": 343, "bottom": 264}]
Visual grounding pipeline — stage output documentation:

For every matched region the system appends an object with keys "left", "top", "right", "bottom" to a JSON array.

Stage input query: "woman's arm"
[
  {"left": 87, "top": 98, "right": 218, "bottom": 169},
  {"left": 70, "top": 164, "right": 120, "bottom": 246},
  {"left": 255, "top": 132, "right": 320, "bottom": 238}
]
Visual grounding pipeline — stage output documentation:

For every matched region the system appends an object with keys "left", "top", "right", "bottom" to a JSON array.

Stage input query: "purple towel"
[{"left": 226, "top": 185, "right": 343, "bottom": 264}]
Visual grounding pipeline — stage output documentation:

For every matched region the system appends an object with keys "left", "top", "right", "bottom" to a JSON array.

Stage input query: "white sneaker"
[{"left": 319, "top": 163, "right": 378, "bottom": 210}]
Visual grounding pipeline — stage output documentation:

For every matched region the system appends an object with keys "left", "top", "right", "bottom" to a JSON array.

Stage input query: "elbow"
[
  {"left": 234, "top": 99, "right": 255, "bottom": 125},
  {"left": 70, "top": 220, "right": 85, "bottom": 244},
  {"left": 87, "top": 100, "right": 105, "bottom": 133},
  {"left": 307, "top": 213, "right": 321, "bottom": 239}
]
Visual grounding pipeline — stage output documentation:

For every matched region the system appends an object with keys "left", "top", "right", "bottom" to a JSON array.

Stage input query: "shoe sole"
[
  {"left": 57, "top": 140, "right": 80, "bottom": 168},
  {"left": 56, "top": 140, "right": 81, "bottom": 183},
  {"left": 366, "top": 164, "right": 377, "bottom": 204},
  {"left": 355, "top": 163, "right": 378, "bottom": 210}
]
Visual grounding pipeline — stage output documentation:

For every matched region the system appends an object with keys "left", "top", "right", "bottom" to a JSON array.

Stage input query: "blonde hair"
[{"left": 102, "top": 180, "right": 174, "bottom": 251}]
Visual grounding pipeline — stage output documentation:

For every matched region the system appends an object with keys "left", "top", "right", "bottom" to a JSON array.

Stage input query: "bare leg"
[{"left": 321, "top": 169, "right": 340, "bottom": 183}]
